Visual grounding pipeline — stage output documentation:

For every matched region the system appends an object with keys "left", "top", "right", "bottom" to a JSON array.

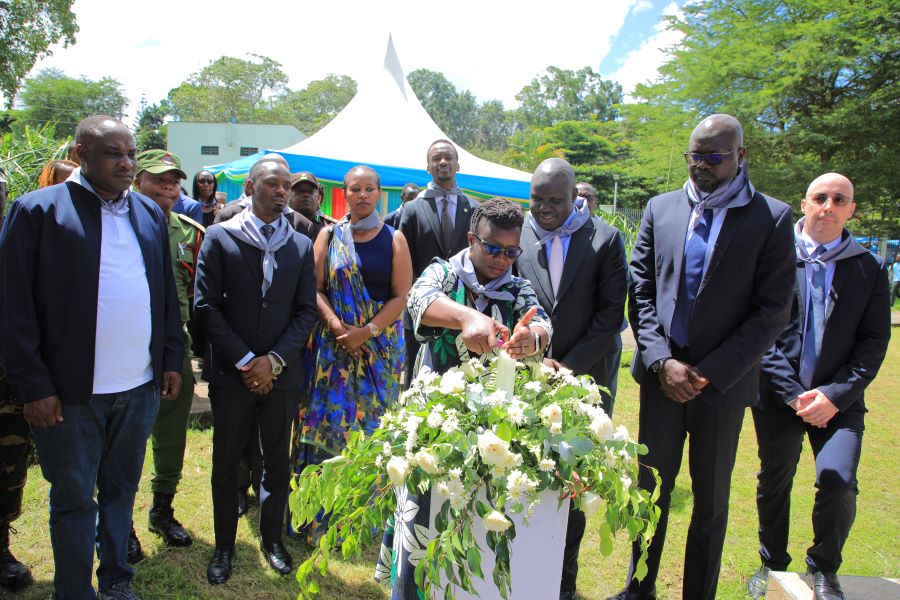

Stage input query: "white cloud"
[
  {"left": 609, "top": 2, "right": 683, "bottom": 100},
  {"left": 12, "top": 0, "right": 640, "bottom": 123},
  {"left": 631, "top": 0, "right": 654, "bottom": 14}
]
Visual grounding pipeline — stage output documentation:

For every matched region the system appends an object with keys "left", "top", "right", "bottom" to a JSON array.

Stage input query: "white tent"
[{"left": 278, "top": 35, "right": 530, "bottom": 185}]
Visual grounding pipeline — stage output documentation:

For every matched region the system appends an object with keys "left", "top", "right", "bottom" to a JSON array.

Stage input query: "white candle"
[{"left": 495, "top": 350, "right": 516, "bottom": 400}]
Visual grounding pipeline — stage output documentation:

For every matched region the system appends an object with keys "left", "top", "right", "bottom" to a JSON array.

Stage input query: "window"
[
  {"left": 240, "top": 146, "right": 258, "bottom": 156},
  {"left": 200, "top": 146, "right": 219, "bottom": 156}
]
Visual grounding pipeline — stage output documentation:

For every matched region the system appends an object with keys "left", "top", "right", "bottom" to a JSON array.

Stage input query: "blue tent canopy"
[{"left": 205, "top": 150, "right": 530, "bottom": 201}]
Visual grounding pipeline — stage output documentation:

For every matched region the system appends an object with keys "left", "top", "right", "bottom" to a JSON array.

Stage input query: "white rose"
[
  {"left": 584, "top": 385, "right": 603, "bottom": 405},
  {"left": 414, "top": 449, "right": 441, "bottom": 475},
  {"left": 482, "top": 510, "right": 512, "bottom": 532},
  {"left": 483, "top": 390, "right": 509, "bottom": 406},
  {"left": 459, "top": 360, "right": 477, "bottom": 378},
  {"left": 439, "top": 369, "right": 467, "bottom": 394},
  {"left": 613, "top": 425, "right": 630, "bottom": 442},
  {"left": 582, "top": 492, "right": 602, "bottom": 517},
  {"left": 550, "top": 422, "right": 563, "bottom": 434},
  {"left": 540, "top": 403, "right": 563, "bottom": 425},
  {"left": 477, "top": 430, "right": 511, "bottom": 466},
  {"left": 539, "top": 458, "right": 556, "bottom": 472},
  {"left": 589, "top": 413, "right": 614, "bottom": 442},
  {"left": 386, "top": 456, "right": 409, "bottom": 486}
]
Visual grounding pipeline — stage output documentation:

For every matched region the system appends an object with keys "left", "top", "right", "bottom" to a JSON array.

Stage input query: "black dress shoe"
[
  {"left": 260, "top": 540, "right": 293, "bottom": 575},
  {"left": 127, "top": 526, "right": 143, "bottom": 564},
  {"left": 606, "top": 590, "right": 657, "bottom": 600},
  {"left": 747, "top": 564, "right": 772, "bottom": 599},
  {"left": 207, "top": 548, "right": 233, "bottom": 585},
  {"left": 803, "top": 568, "right": 845, "bottom": 600}
]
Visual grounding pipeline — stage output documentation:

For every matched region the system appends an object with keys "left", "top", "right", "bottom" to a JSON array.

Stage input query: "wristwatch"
[
  {"left": 267, "top": 353, "right": 284, "bottom": 376},
  {"left": 367, "top": 322, "right": 381, "bottom": 337},
  {"left": 650, "top": 357, "right": 670, "bottom": 374}
]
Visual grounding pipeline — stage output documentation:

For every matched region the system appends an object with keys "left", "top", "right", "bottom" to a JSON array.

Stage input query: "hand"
[
  {"left": 542, "top": 357, "right": 567, "bottom": 371},
  {"left": 793, "top": 389, "right": 838, "bottom": 428},
  {"left": 23, "top": 395, "right": 63, "bottom": 428},
  {"left": 460, "top": 311, "right": 510, "bottom": 356},
  {"left": 250, "top": 380, "right": 274, "bottom": 395},
  {"left": 240, "top": 356, "right": 276, "bottom": 392},
  {"left": 161, "top": 371, "right": 182, "bottom": 401},
  {"left": 336, "top": 325, "right": 370, "bottom": 354},
  {"left": 659, "top": 360, "right": 703, "bottom": 403},
  {"left": 505, "top": 307, "right": 539, "bottom": 359}
]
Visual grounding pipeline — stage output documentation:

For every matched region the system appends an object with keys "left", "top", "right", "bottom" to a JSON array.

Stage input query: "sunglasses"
[
  {"left": 683, "top": 147, "right": 740, "bottom": 166},
  {"left": 808, "top": 194, "right": 853, "bottom": 207},
  {"left": 472, "top": 233, "right": 523, "bottom": 259},
  {"left": 196, "top": 178, "right": 215, "bottom": 184}
]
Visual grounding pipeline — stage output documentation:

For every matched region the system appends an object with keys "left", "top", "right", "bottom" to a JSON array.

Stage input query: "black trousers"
[
  {"left": 403, "top": 328, "right": 420, "bottom": 390},
  {"left": 624, "top": 379, "right": 745, "bottom": 600},
  {"left": 209, "top": 385, "right": 299, "bottom": 550},
  {"left": 752, "top": 405, "right": 863, "bottom": 573}
]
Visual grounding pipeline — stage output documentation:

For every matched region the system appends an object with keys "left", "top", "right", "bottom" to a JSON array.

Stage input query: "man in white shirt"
[{"left": 0, "top": 115, "right": 183, "bottom": 600}]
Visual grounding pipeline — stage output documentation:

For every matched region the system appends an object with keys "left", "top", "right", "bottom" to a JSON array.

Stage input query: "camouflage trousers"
[{"left": 0, "top": 377, "right": 29, "bottom": 525}]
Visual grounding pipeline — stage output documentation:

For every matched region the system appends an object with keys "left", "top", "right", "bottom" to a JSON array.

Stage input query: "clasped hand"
[
  {"left": 240, "top": 356, "right": 276, "bottom": 395},
  {"left": 789, "top": 389, "right": 838, "bottom": 428},
  {"left": 659, "top": 359, "right": 708, "bottom": 403}
]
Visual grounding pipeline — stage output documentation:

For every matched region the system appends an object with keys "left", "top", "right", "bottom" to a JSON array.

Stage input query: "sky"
[{"left": 20, "top": 0, "right": 684, "bottom": 123}]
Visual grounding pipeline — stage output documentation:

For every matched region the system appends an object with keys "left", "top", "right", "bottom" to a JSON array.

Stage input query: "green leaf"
[
  {"left": 598, "top": 521, "right": 613, "bottom": 555},
  {"left": 467, "top": 546, "right": 484, "bottom": 579},
  {"left": 495, "top": 421, "right": 513, "bottom": 442}
]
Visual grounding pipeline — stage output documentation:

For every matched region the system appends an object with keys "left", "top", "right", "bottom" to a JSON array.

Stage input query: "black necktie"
[
  {"left": 440, "top": 197, "right": 453, "bottom": 251},
  {"left": 261, "top": 224, "right": 274, "bottom": 240}
]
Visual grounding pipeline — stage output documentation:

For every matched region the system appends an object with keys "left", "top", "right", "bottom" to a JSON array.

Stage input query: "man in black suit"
[
  {"left": 214, "top": 154, "right": 316, "bottom": 241},
  {"left": 194, "top": 159, "right": 317, "bottom": 584},
  {"left": 288, "top": 171, "right": 337, "bottom": 241},
  {"left": 399, "top": 140, "right": 478, "bottom": 384},
  {"left": 515, "top": 158, "right": 626, "bottom": 600},
  {"left": 747, "top": 173, "right": 890, "bottom": 600},
  {"left": 610, "top": 114, "right": 796, "bottom": 600},
  {"left": 384, "top": 182, "right": 419, "bottom": 229}
]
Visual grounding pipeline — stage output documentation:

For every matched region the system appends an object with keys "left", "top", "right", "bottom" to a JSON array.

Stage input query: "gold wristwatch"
[
  {"left": 367, "top": 322, "right": 381, "bottom": 337},
  {"left": 267, "top": 353, "right": 283, "bottom": 376}
]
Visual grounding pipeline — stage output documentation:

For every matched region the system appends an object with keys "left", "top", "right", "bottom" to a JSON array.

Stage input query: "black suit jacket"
[
  {"left": 214, "top": 201, "right": 316, "bottom": 241},
  {"left": 759, "top": 234, "right": 890, "bottom": 413},
  {"left": 194, "top": 222, "right": 317, "bottom": 390},
  {"left": 0, "top": 182, "right": 183, "bottom": 404},
  {"left": 629, "top": 188, "right": 796, "bottom": 407},
  {"left": 515, "top": 218, "right": 626, "bottom": 385},
  {"left": 399, "top": 192, "right": 479, "bottom": 279}
]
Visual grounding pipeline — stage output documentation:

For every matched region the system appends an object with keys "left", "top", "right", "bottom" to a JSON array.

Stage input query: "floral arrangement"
[{"left": 290, "top": 352, "right": 660, "bottom": 599}]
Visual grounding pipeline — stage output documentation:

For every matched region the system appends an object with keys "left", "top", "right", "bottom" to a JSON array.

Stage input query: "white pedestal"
[{"left": 429, "top": 488, "right": 570, "bottom": 600}]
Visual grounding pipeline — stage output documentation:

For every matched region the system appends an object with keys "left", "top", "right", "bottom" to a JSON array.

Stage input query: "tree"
[
  {"left": 133, "top": 96, "right": 167, "bottom": 152},
  {"left": 515, "top": 66, "right": 623, "bottom": 128},
  {"left": 167, "top": 54, "right": 288, "bottom": 122},
  {"left": 18, "top": 69, "right": 128, "bottom": 138},
  {"left": 0, "top": 0, "right": 78, "bottom": 107},
  {"left": 473, "top": 99, "right": 516, "bottom": 152},
  {"left": 265, "top": 74, "right": 357, "bottom": 135},
  {"left": 407, "top": 68, "right": 479, "bottom": 147},
  {"left": 639, "top": 0, "right": 899, "bottom": 236}
]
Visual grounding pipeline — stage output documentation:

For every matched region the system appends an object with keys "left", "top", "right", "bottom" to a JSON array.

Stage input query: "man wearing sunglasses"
[
  {"left": 515, "top": 159, "right": 627, "bottom": 600},
  {"left": 748, "top": 173, "right": 889, "bottom": 600},
  {"left": 611, "top": 114, "right": 796, "bottom": 600}
]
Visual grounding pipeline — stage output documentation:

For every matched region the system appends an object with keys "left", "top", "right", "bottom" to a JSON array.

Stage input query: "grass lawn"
[{"left": 11, "top": 336, "right": 899, "bottom": 599}]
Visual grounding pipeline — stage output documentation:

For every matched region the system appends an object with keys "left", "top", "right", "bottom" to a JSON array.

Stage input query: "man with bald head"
[
  {"left": 747, "top": 173, "right": 889, "bottom": 600},
  {"left": 612, "top": 114, "right": 796, "bottom": 600},
  {"left": 515, "top": 158, "right": 626, "bottom": 600},
  {"left": 0, "top": 115, "right": 183, "bottom": 599},
  {"left": 194, "top": 158, "right": 317, "bottom": 584}
]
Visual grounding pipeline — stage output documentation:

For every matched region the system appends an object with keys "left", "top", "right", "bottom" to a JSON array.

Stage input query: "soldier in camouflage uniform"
[
  {"left": 0, "top": 365, "right": 32, "bottom": 589},
  {"left": 131, "top": 150, "right": 205, "bottom": 556}
]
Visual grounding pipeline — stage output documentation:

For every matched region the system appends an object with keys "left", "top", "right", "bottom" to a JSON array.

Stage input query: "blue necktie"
[
  {"left": 261, "top": 224, "right": 274, "bottom": 240},
  {"left": 670, "top": 208, "right": 713, "bottom": 348},
  {"left": 800, "top": 245, "right": 827, "bottom": 388}
]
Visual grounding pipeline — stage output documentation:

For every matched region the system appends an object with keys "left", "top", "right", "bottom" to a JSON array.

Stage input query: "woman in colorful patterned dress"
[
  {"left": 375, "top": 197, "right": 553, "bottom": 598},
  {"left": 292, "top": 166, "right": 412, "bottom": 542}
]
